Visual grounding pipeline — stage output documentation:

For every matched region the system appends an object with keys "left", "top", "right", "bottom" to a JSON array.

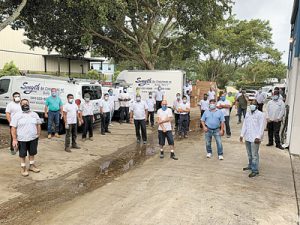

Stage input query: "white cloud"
[{"left": 233, "top": 0, "right": 294, "bottom": 63}]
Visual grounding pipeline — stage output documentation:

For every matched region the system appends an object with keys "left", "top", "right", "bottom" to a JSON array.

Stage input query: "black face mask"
[{"left": 21, "top": 104, "right": 30, "bottom": 112}]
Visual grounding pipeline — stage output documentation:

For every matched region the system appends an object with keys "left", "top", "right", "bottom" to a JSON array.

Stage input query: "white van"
[
  {"left": 0, "top": 74, "right": 103, "bottom": 123},
  {"left": 116, "top": 70, "right": 186, "bottom": 107}
]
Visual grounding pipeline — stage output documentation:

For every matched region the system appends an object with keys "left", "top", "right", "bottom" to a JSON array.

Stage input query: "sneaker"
[
  {"left": 72, "top": 145, "right": 81, "bottom": 149},
  {"left": 226, "top": 135, "right": 231, "bottom": 138},
  {"left": 21, "top": 167, "right": 29, "bottom": 177},
  {"left": 160, "top": 151, "right": 164, "bottom": 159},
  {"left": 105, "top": 130, "right": 111, "bottom": 133},
  {"left": 10, "top": 150, "right": 16, "bottom": 155},
  {"left": 101, "top": 132, "right": 105, "bottom": 135},
  {"left": 243, "top": 167, "right": 251, "bottom": 171},
  {"left": 170, "top": 152, "right": 178, "bottom": 160},
  {"left": 89, "top": 137, "right": 94, "bottom": 141},
  {"left": 237, "top": 121, "right": 241, "bottom": 124},
  {"left": 82, "top": 138, "right": 87, "bottom": 142},
  {"left": 266, "top": 143, "right": 273, "bottom": 147},
  {"left": 218, "top": 155, "right": 224, "bottom": 160},
  {"left": 29, "top": 164, "right": 40, "bottom": 173},
  {"left": 249, "top": 172, "right": 258, "bottom": 178},
  {"left": 206, "top": 153, "right": 212, "bottom": 158},
  {"left": 143, "top": 141, "right": 147, "bottom": 145},
  {"left": 184, "top": 135, "right": 188, "bottom": 138},
  {"left": 109, "top": 123, "right": 114, "bottom": 126},
  {"left": 54, "top": 133, "right": 60, "bottom": 138},
  {"left": 65, "top": 147, "right": 71, "bottom": 152},
  {"left": 136, "top": 139, "right": 140, "bottom": 144},
  {"left": 47, "top": 134, "right": 52, "bottom": 139}
]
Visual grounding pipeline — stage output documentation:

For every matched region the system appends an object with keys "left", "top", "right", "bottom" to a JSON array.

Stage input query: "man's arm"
[
  {"left": 63, "top": 111, "right": 68, "bottom": 126},
  {"left": 5, "top": 112, "right": 11, "bottom": 124},
  {"left": 278, "top": 102, "right": 286, "bottom": 121},
  {"left": 37, "top": 124, "right": 41, "bottom": 137},
  {"left": 130, "top": 111, "right": 134, "bottom": 123},
  {"left": 11, "top": 126, "right": 18, "bottom": 147},
  {"left": 220, "top": 122, "right": 225, "bottom": 135}
]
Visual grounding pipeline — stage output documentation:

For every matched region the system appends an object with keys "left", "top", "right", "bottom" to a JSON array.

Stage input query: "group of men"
[{"left": 5, "top": 82, "right": 286, "bottom": 178}]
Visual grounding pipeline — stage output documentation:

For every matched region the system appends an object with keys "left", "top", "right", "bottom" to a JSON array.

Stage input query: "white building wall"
[{"left": 287, "top": 57, "right": 300, "bottom": 155}]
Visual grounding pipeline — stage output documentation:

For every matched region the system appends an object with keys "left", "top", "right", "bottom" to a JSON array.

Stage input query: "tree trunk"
[{"left": 0, "top": 0, "right": 28, "bottom": 32}]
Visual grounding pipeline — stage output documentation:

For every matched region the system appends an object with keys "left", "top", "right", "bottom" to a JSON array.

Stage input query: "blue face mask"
[
  {"left": 220, "top": 96, "right": 226, "bottom": 101},
  {"left": 51, "top": 92, "right": 57, "bottom": 97},
  {"left": 272, "top": 95, "right": 279, "bottom": 101},
  {"left": 250, "top": 105, "right": 257, "bottom": 111},
  {"left": 162, "top": 105, "right": 167, "bottom": 111},
  {"left": 109, "top": 92, "right": 113, "bottom": 96},
  {"left": 209, "top": 104, "right": 216, "bottom": 110}
]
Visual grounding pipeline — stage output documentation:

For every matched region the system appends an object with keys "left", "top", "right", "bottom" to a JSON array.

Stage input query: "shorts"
[
  {"left": 18, "top": 138, "right": 38, "bottom": 158},
  {"left": 158, "top": 130, "right": 174, "bottom": 146}
]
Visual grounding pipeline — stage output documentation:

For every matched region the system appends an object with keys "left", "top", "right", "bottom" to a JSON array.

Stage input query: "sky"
[{"left": 233, "top": 0, "right": 294, "bottom": 64}]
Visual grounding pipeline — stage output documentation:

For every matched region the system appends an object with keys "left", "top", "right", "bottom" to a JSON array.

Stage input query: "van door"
[{"left": 0, "top": 78, "right": 11, "bottom": 119}]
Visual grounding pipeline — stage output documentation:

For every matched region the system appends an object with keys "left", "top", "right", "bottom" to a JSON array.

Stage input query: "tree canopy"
[{"left": 12, "top": 0, "right": 232, "bottom": 69}]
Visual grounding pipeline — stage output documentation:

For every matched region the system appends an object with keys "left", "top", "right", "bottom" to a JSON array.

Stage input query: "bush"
[
  {"left": 86, "top": 69, "right": 100, "bottom": 80},
  {"left": 0, "top": 61, "right": 20, "bottom": 76}
]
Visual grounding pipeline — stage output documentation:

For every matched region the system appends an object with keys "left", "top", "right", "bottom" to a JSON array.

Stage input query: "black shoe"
[
  {"left": 72, "top": 145, "right": 81, "bottom": 149},
  {"left": 243, "top": 167, "right": 251, "bottom": 171},
  {"left": 249, "top": 172, "right": 258, "bottom": 178},
  {"left": 276, "top": 145, "right": 284, "bottom": 150},
  {"left": 160, "top": 151, "right": 164, "bottom": 159},
  {"left": 101, "top": 132, "right": 105, "bottom": 135},
  {"left": 136, "top": 139, "right": 140, "bottom": 144},
  {"left": 105, "top": 130, "right": 111, "bottom": 133},
  {"left": 143, "top": 141, "right": 147, "bottom": 145},
  {"left": 170, "top": 152, "right": 178, "bottom": 160},
  {"left": 266, "top": 143, "right": 273, "bottom": 146}
]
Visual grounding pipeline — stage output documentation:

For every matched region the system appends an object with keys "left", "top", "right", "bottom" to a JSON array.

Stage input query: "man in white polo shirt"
[
  {"left": 178, "top": 95, "right": 190, "bottom": 138},
  {"left": 130, "top": 94, "right": 148, "bottom": 144},
  {"left": 146, "top": 92, "right": 156, "bottom": 127},
  {"left": 10, "top": 99, "right": 42, "bottom": 176},
  {"left": 157, "top": 100, "right": 178, "bottom": 160},
  {"left": 217, "top": 93, "right": 232, "bottom": 138},
  {"left": 79, "top": 93, "right": 94, "bottom": 141},
  {"left": 100, "top": 93, "right": 111, "bottom": 135},
  {"left": 6, "top": 92, "right": 22, "bottom": 155},
  {"left": 155, "top": 86, "right": 164, "bottom": 111},
  {"left": 63, "top": 94, "right": 81, "bottom": 152}
]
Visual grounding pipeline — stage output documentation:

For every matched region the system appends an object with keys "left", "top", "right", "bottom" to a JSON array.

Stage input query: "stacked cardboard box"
[{"left": 190, "top": 80, "right": 217, "bottom": 108}]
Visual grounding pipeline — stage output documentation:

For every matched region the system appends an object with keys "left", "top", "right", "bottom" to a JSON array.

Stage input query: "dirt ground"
[{"left": 0, "top": 109, "right": 299, "bottom": 225}]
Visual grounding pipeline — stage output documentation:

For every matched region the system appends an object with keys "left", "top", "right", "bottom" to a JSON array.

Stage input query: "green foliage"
[
  {"left": 0, "top": 61, "right": 20, "bottom": 76},
  {"left": 13, "top": 0, "right": 232, "bottom": 69},
  {"left": 86, "top": 69, "right": 100, "bottom": 80}
]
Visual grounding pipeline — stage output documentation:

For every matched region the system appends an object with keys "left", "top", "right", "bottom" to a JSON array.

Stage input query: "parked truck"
[{"left": 116, "top": 70, "right": 186, "bottom": 107}]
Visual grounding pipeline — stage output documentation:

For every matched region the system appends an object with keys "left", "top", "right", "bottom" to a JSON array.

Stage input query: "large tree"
[
  {"left": 13, "top": 0, "right": 232, "bottom": 69},
  {"left": 0, "top": 0, "right": 27, "bottom": 31}
]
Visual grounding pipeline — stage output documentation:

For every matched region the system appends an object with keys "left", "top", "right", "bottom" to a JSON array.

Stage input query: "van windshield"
[
  {"left": 82, "top": 85, "right": 102, "bottom": 100},
  {"left": 0, "top": 79, "right": 10, "bottom": 94}
]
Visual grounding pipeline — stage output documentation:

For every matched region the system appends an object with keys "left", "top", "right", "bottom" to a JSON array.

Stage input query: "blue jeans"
[
  {"left": 245, "top": 141, "right": 260, "bottom": 173},
  {"left": 205, "top": 129, "right": 223, "bottom": 156},
  {"left": 48, "top": 111, "right": 60, "bottom": 134}
]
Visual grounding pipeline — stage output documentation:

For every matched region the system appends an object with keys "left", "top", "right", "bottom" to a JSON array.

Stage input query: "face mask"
[
  {"left": 272, "top": 95, "right": 279, "bottom": 101},
  {"left": 136, "top": 97, "right": 141, "bottom": 102},
  {"left": 109, "top": 92, "right": 113, "bottom": 96},
  {"left": 21, "top": 104, "right": 30, "bottom": 112},
  {"left": 209, "top": 104, "right": 216, "bottom": 110},
  {"left": 14, "top": 96, "right": 21, "bottom": 103},
  {"left": 104, "top": 96, "right": 109, "bottom": 101},
  {"left": 162, "top": 105, "right": 167, "bottom": 111},
  {"left": 258, "top": 90, "right": 262, "bottom": 94},
  {"left": 84, "top": 98, "right": 90, "bottom": 102},
  {"left": 176, "top": 96, "right": 180, "bottom": 100},
  {"left": 220, "top": 96, "right": 226, "bottom": 101},
  {"left": 123, "top": 90, "right": 127, "bottom": 93},
  {"left": 158, "top": 88, "right": 161, "bottom": 91},
  {"left": 183, "top": 100, "right": 187, "bottom": 104},
  {"left": 68, "top": 99, "right": 74, "bottom": 104},
  {"left": 250, "top": 104, "right": 257, "bottom": 111},
  {"left": 149, "top": 95, "right": 152, "bottom": 98},
  {"left": 228, "top": 94, "right": 232, "bottom": 97},
  {"left": 204, "top": 97, "right": 207, "bottom": 100},
  {"left": 51, "top": 92, "right": 57, "bottom": 97}
]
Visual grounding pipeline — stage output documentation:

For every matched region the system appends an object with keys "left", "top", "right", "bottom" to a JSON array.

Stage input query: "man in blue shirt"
[
  {"left": 44, "top": 88, "right": 63, "bottom": 139},
  {"left": 201, "top": 99, "right": 225, "bottom": 160}
]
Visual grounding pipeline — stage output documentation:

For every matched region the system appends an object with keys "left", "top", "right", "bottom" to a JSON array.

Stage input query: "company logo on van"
[
  {"left": 135, "top": 77, "right": 152, "bottom": 86},
  {"left": 20, "top": 82, "right": 41, "bottom": 94}
]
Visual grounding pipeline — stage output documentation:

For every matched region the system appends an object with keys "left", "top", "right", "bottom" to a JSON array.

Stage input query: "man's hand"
[
  {"left": 203, "top": 126, "right": 208, "bottom": 132},
  {"left": 267, "top": 118, "right": 270, "bottom": 123},
  {"left": 254, "top": 138, "right": 261, "bottom": 144},
  {"left": 12, "top": 139, "right": 18, "bottom": 148},
  {"left": 65, "top": 124, "right": 69, "bottom": 129},
  {"left": 240, "top": 136, "right": 243, "bottom": 143},
  {"left": 44, "top": 112, "right": 48, "bottom": 118},
  {"left": 274, "top": 119, "right": 279, "bottom": 122},
  {"left": 130, "top": 118, "right": 134, "bottom": 124},
  {"left": 220, "top": 130, "right": 224, "bottom": 136},
  {"left": 162, "top": 128, "right": 167, "bottom": 133}
]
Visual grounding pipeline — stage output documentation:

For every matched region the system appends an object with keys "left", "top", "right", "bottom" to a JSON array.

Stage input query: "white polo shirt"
[
  {"left": 10, "top": 111, "right": 42, "bottom": 142},
  {"left": 198, "top": 99, "right": 209, "bottom": 111},
  {"left": 157, "top": 108, "right": 173, "bottom": 131},
  {"left": 6, "top": 101, "right": 22, "bottom": 119},
  {"left": 173, "top": 99, "right": 182, "bottom": 114},
  {"left": 179, "top": 102, "right": 190, "bottom": 115},
  {"left": 80, "top": 101, "right": 94, "bottom": 116},
  {"left": 146, "top": 98, "right": 156, "bottom": 112},
  {"left": 119, "top": 92, "right": 131, "bottom": 107},
  {"left": 155, "top": 90, "right": 164, "bottom": 101},
  {"left": 208, "top": 91, "right": 216, "bottom": 101},
  {"left": 63, "top": 103, "right": 78, "bottom": 124},
  {"left": 217, "top": 100, "right": 231, "bottom": 117},
  {"left": 130, "top": 101, "right": 148, "bottom": 120},
  {"left": 99, "top": 99, "right": 111, "bottom": 113}
]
